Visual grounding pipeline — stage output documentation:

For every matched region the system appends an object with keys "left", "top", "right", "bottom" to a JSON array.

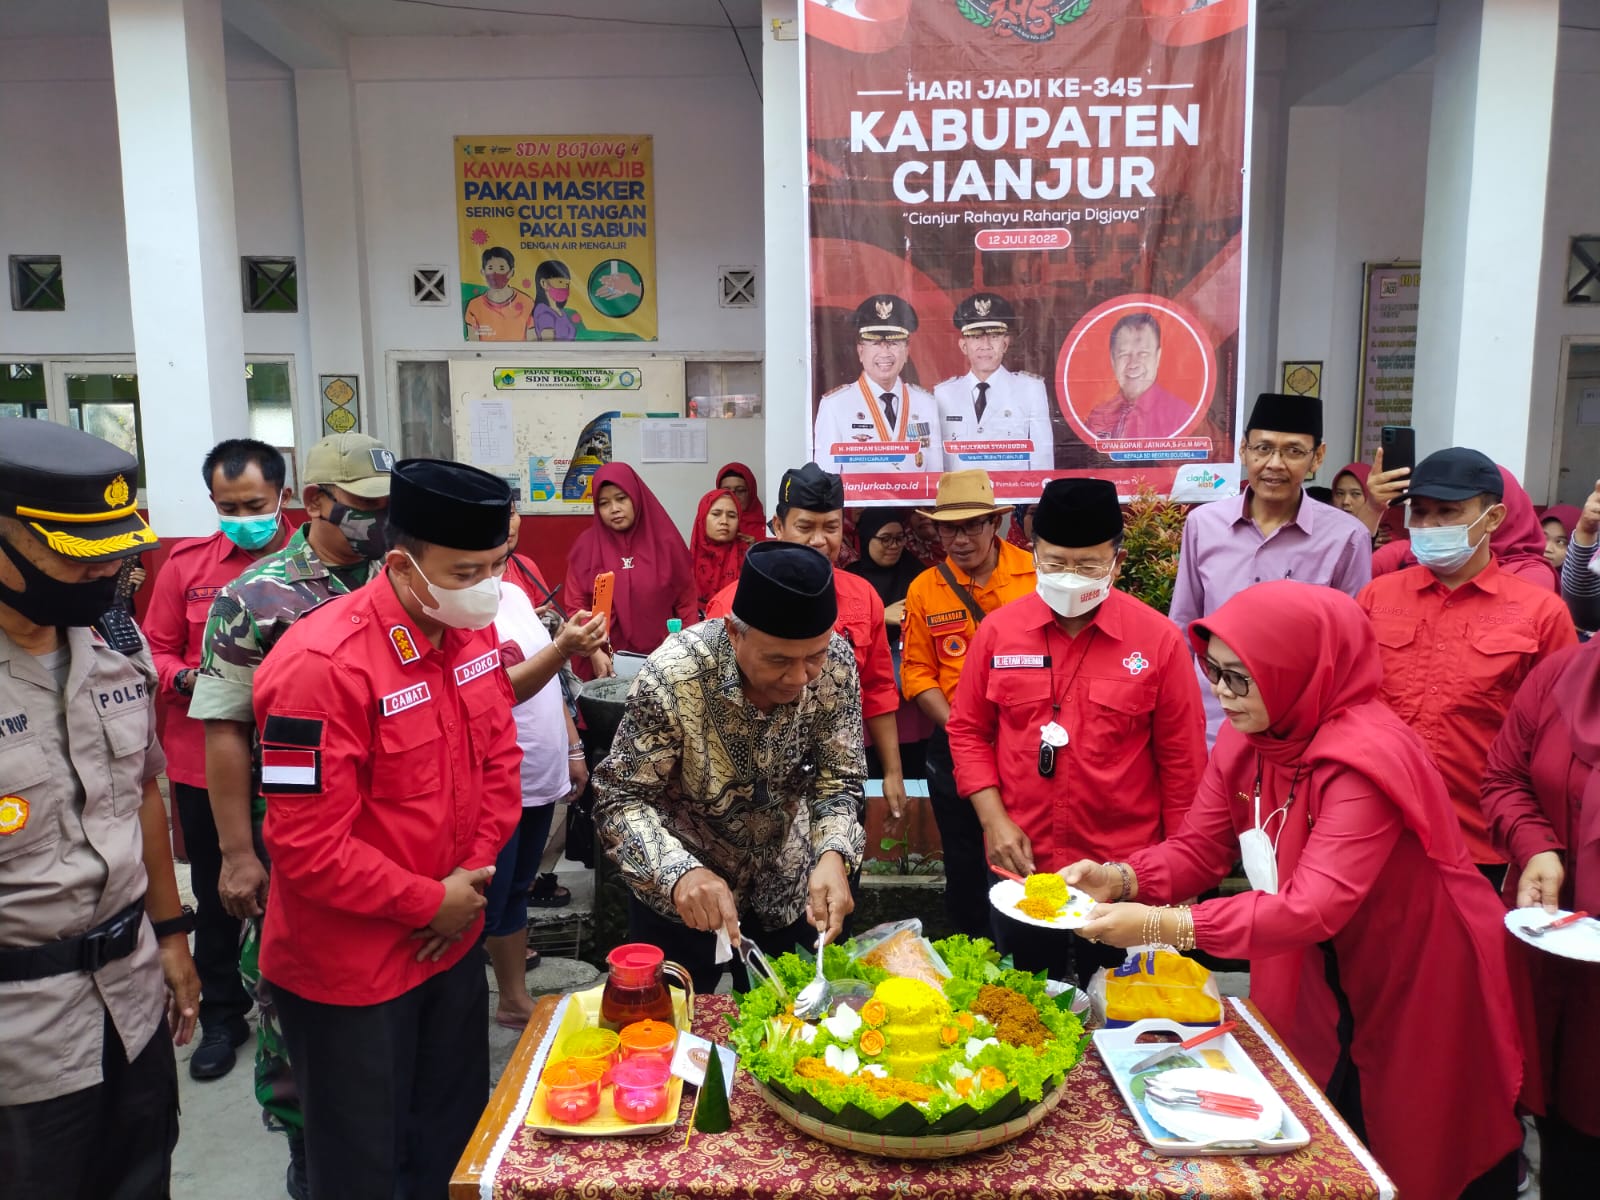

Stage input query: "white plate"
[
  {"left": 989, "top": 878, "right": 1095, "bottom": 930},
  {"left": 1141, "top": 1066, "right": 1283, "bottom": 1144},
  {"left": 1504, "top": 907, "right": 1600, "bottom": 963}
]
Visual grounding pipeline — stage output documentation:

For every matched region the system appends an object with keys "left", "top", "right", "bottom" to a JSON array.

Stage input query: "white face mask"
[
  {"left": 1035, "top": 569, "right": 1111, "bottom": 619},
  {"left": 404, "top": 553, "right": 501, "bottom": 630},
  {"left": 1408, "top": 509, "right": 1489, "bottom": 575},
  {"left": 1237, "top": 784, "right": 1289, "bottom": 895}
]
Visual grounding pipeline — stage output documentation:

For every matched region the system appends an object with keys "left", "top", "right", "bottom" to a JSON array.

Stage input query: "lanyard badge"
[{"left": 1038, "top": 721, "right": 1069, "bottom": 779}]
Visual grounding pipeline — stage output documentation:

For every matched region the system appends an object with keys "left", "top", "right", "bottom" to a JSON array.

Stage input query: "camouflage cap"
[{"left": 303, "top": 434, "right": 395, "bottom": 500}]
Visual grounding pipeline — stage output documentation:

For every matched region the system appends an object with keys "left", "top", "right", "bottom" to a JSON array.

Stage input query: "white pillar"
[
  {"left": 293, "top": 68, "right": 374, "bottom": 441},
  {"left": 761, "top": 0, "right": 807, "bottom": 491},
  {"left": 1413, "top": 0, "right": 1559, "bottom": 476},
  {"left": 109, "top": 0, "right": 247, "bottom": 535}
]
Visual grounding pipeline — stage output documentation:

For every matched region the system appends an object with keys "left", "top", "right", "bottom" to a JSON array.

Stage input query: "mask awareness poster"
[
  {"left": 454, "top": 135, "right": 656, "bottom": 343},
  {"left": 804, "top": 0, "right": 1254, "bottom": 503}
]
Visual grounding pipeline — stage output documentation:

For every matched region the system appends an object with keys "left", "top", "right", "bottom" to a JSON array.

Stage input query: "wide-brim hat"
[{"left": 916, "top": 469, "right": 1012, "bottom": 522}]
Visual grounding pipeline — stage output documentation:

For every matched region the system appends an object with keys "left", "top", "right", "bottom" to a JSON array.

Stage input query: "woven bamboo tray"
[{"left": 754, "top": 1081, "right": 1064, "bottom": 1159}]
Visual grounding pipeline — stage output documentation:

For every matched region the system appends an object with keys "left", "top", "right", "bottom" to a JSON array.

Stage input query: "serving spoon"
[{"left": 791, "top": 927, "right": 834, "bottom": 1020}]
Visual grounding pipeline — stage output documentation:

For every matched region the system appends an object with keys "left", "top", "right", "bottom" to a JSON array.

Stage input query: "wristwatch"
[{"left": 150, "top": 905, "right": 197, "bottom": 939}]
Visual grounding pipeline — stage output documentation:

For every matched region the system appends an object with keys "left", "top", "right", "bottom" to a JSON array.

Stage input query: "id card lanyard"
[{"left": 1038, "top": 626, "right": 1097, "bottom": 778}]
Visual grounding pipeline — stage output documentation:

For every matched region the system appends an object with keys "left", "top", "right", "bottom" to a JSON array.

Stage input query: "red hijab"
[
  {"left": 1542, "top": 503, "right": 1581, "bottom": 536},
  {"left": 690, "top": 488, "right": 748, "bottom": 613},
  {"left": 713, "top": 461, "right": 769, "bottom": 541},
  {"left": 565, "top": 463, "right": 694, "bottom": 654},
  {"left": 1553, "top": 640, "right": 1600, "bottom": 912},
  {"left": 1331, "top": 462, "right": 1406, "bottom": 541}
]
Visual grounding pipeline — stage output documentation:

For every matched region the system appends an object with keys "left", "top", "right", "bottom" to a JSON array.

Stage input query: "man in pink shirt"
[
  {"left": 1169, "top": 393, "right": 1372, "bottom": 743},
  {"left": 142, "top": 439, "right": 292, "bottom": 1081}
]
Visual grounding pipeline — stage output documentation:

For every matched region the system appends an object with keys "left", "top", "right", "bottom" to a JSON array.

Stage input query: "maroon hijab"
[
  {"left": 1332, "top": 462, "right": 1406, "bottom": 542},
  {"left": 565, "top": 463, "right": 694, "bottom": 654},
  {"left": 1553, "top": 640, "right": 1600, "bottom": 912}
]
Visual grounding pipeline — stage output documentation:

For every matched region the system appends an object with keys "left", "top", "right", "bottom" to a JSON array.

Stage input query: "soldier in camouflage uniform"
[{"left": 188, "top": 434, "right": 393, "bottom": 1200}]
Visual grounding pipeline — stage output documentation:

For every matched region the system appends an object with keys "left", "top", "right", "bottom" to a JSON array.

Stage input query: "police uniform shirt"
[
  {"left": 934, "top": 366, "right": 1056, "bottom": 471},
  {"left": 0, "top": 626, "right": 167, "bottom": 1104},
  {"left": 813, "top": 375, "right": 945, "bottom": 474}
]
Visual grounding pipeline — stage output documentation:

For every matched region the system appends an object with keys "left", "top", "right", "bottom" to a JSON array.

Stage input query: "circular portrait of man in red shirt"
[{"left": 1055, "top": 294, "right": 1218, "bottom": 449}]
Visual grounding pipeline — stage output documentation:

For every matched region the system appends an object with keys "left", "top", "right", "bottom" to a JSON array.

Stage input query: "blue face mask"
[
  {"left": 219, "top": 501, "right": 282, "bottom": 552},
  {"left": 1409, "top": 508, "right": 1489, "bottom": 575}
]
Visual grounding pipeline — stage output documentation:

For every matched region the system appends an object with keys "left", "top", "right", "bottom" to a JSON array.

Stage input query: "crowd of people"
[{"left": 3, "top": 388, "right": 1598, "bottom": 1200}]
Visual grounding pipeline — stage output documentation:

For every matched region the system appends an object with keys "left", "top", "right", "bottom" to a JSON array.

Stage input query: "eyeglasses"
[
  {"left": 1245, "top": 442, "right": 1314, "bottom": 464},
  {"left": 1200, "top": 658, "right": 1253, "bottom": 697},
  {"left": 935, "top": 517, "right": 995, "bottom": 542},
  {"left": 871, "top": 534, "right": 906, "bottom": 547},
  {"left": 1035, "top": 560, "right": 1114, "bottom": 580}
]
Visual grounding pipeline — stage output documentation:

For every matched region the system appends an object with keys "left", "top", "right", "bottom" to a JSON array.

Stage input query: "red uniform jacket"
[
  {"left": 253, "top": 570, "right": 522, "bottom": 1005},
  {"left": 706, "top": 567, "right": 899, "bottom": 720},
  {"left": 1482, "top": 642, "right": 1600, "bottom": 1136},
  {"left": 1129, "top": 735, "right": 1524, "bottom": 1200},
  {"left": 946, "top": 590, "right": 1205, "bottom": 868},
  {"left": 141, "top": 532, "right": 260, "bottom": 787}
]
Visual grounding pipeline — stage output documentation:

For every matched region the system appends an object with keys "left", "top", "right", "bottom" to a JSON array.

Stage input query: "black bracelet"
[{"left": 150, "top": 905, "right": 196, "bottom": 938}]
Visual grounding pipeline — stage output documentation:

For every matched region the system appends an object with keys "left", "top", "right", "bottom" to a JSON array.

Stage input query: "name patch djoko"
[
  {"left": 454, "top": 649, "right": 501, "bottom": 687},
  {"left": 381, "top": 683, "right": 431, "bottom": 716},
  {"left": 992, "top": 654, "right": 1048, "bottom": 669}
]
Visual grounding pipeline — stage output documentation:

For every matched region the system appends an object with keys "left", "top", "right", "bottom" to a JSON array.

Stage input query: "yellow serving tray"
[{"left": 524, "top": 984, "right": 688, "bottom": 1138}]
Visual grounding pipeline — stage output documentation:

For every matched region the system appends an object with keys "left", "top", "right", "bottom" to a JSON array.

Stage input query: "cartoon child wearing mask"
[
  {"left": 464, "top": 246, "right": 536, "bottom": 341},
  {"left": 532, "top": 260, "right": 584, "bottom": 342}
]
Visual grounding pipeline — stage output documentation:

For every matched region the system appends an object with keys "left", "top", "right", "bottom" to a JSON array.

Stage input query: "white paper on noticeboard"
[
  {"left": 641, "top": 419, "right": 708, "bottom": 463},
  {"left": 468, "top": 399, "right": 515, "bottom": 465}
]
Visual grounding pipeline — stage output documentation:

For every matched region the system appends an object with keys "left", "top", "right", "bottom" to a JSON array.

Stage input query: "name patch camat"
[
  {"left": 454, "top": 649, "right": 501, "bottom": 687},
  {"left": 381, "top": 682, "right": 431, "bottom": 716}
]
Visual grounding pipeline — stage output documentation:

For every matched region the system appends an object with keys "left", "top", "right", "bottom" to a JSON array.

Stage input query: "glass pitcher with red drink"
[{"left": 600, "top": 943, "right": 695, "bottom": 1032}]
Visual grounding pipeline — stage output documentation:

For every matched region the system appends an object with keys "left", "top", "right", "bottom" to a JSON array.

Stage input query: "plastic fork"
[
  {"left": 1526, "top": 910, "right": 1592, "bottom": 937},
  {"left": 1145, "top": 1083, "right": 1264, "bottom": 1119}
]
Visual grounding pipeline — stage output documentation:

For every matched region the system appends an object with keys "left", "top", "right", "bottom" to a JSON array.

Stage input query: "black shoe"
[
  {"left": 188, "top": 1023, "right": 248, "bottom": 1081},
  {"left": 286, "top": 1132, "right": 310, "bottom": 1200}
]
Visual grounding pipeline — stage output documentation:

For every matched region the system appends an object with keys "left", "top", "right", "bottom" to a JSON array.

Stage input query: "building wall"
[
  {"left": 346, "top": 31, "right": 766, "bottom": 427},
  {"left": 0, "top": 35, "right": 314, "bottom": 421}
]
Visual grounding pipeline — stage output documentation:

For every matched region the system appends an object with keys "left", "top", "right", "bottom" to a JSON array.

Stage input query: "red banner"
[{"left": 804, "top": 0, "right": 1253, "bottom": 503}]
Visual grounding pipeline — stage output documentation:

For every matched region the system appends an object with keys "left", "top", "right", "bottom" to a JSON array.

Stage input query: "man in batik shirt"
[{"left": 593, "top": 542, "right": 865, "bottom": 991}]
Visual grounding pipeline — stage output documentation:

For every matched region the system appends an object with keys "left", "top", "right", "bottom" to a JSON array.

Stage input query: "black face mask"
[
  {"left": 0, "top": 533, "right": 119, "bottom": 627},
  {"left": 326, "top": 502, "right": 390, "bottom": 562}
]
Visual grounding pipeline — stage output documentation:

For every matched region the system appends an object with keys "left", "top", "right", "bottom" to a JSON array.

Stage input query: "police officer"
[
  {"left": 252, "top": 459, "right": 523, "bottom": 1199},
  {"left": 0, "top": 418, "right": 199, "bottom": 1198},
  {"left": 813, "top": 294, "right": 944, "bottom": 476},
  {"left": 934, "top": 292, "right": 1055, "bottom": 471}
]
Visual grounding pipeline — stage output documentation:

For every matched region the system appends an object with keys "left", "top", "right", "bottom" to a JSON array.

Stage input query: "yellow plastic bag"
[{"left": 1096, "top": 948, "right": 1222, "bottom": 1026}]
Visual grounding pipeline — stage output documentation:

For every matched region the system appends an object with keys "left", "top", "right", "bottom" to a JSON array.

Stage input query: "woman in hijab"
[
  {"left": 1330, "top": 461, "right": 1406, "bottom": 547},
  {"left": 1004, "top": 503, "right": 1035, "bottom": 552},
  {"left": 1541, "top": 504, "right": 1580, "bottom": 572},
  {"left": 1372, "top": 465, "right": 1556, "bottom": 590},
  {"left": 1068, "top": 582, "right": 1524, "bottom": 1200},
  {"left": 1482, "top": 641, "right": 1600, "bottom": 1198},
  {"left": 565, "top": 463, "right": 697, "bottom": 674},
  {"left": 903, "top": 508, "right": 945, "bottom": 568},
  {"left": 847, "top": 507, "right": 923, "bottom": 629},
  {"left": 690, "top": 487, "right": 748, "bottom": 616},
  {"left": 713, "top": 462, "right": 769, "bottom": 543}
]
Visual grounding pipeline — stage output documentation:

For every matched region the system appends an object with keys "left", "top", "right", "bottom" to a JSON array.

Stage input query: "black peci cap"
[
  {"left": 388, "top": 459, "right": 512, "bottom": 550},
  {"left": 1245, "top": 393, "right": 1323, "bottom": 443},
  {"left": 0, "top": 417, "right": 157, "bottom": 561},
  {"left": 1031, "top": 478, "right": 1124, "bottom": 548},
  {"left": 1391, "top": 447, "right": 1504, "bottom": 506},
  {"left": 731, "top": 542, "right": 837, "bottom": 639},
  {"left": 776, "top": 463, "right": 845, "bottom": 514}
]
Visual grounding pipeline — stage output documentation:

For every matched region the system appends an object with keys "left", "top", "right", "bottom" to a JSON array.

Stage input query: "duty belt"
[{"left": 0, "top": 897, "right": 145, "bottom": 983}]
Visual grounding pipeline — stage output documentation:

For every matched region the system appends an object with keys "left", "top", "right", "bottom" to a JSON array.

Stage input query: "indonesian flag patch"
[{"left": 260, "top": 748, "right": 320, "bottom": 793}]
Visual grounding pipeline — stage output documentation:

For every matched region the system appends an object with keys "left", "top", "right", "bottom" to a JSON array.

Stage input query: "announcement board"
[
  {"left": 454, "top": 135, "right": 656, "bottom": 343},
  {"left": 803, "top": 0, "right": 1253, "bottom": 503},
  {"left": 1355, "top": 262, "right": 1421, "bottom": 463}
]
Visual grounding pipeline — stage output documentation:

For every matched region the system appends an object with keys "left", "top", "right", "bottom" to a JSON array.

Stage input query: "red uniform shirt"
[
  {"left": 1357, "top": 559, "right": 1577, "bottom": 863},
  {"left": 141, "top": 531, "right": 262, "bottom": 787},
  {"left": 253, "top": 570, "right": 522, "bottom": 1005},
  {"left": 706, "top": 567, "right": 899, "bottom": 720},
  {"left": 946, "top": 590, "right": 1206, "bottom": 868}
]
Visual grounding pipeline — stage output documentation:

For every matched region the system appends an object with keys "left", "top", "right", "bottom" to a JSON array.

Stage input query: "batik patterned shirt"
[{"left": 593, "top": 619, "right": 866, "bottom": 928}]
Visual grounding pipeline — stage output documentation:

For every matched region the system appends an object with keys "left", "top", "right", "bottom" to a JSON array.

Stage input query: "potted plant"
[{"left": 1118, "top": 485, "right": 1189, "bottom": 615}]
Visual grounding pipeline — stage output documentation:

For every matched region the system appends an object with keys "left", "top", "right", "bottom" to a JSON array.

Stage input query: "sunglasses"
[{"left": 1200, "top": 659, "right": 1253, "bottom": 697}]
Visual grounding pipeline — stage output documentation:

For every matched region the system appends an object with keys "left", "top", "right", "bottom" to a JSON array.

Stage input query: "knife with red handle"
[{"left": 1129, "top": 1021, "right": 1239, "bottom": 1073}]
